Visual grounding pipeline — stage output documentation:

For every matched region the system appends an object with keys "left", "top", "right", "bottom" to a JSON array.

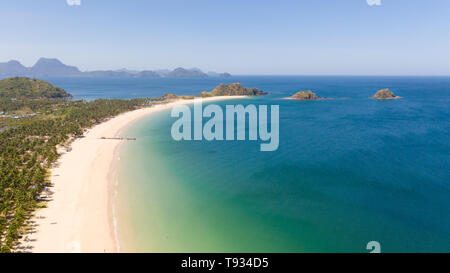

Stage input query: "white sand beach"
[{"left": 20, "top": 96, "right": 245, "bottom": 253}]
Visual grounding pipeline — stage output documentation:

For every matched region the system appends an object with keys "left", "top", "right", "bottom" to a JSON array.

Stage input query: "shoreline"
[{"left": 19, "top": 96, "right": 246, "bottom": 253}]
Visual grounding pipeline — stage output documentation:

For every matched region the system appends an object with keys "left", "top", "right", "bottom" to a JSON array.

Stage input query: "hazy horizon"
[
  {"left": 2, "top": 56, "right": 450, "bottom": 77},
  {"left": 1, "top": 0, "right": 450, "bottom": 75}
]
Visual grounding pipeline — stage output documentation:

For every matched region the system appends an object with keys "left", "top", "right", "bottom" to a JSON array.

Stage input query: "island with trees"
[{"left": 200, "top": 83, "right": 267, "bottom": 97}]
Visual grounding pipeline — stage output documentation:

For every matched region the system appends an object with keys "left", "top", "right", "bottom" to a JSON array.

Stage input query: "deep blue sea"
[{"left": 49, "top": 76, "right": 450, "bottom": 252}]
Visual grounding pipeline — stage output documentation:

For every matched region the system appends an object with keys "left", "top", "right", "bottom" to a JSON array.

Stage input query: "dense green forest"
[
  {"left": 0, "top": 77, "right": 72, "bottom": 100},
  {"left": 0, "top": 77, "right": 152, "bottom": 252}
]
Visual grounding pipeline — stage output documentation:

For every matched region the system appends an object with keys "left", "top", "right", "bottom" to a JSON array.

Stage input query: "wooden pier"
[{"left": 99, "top": 137, "right": 136, "bottom": 141}]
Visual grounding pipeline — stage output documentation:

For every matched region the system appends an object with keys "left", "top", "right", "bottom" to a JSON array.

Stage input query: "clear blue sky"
[{"left": 1, "top": 0, "right": 449, "bottom": 75}]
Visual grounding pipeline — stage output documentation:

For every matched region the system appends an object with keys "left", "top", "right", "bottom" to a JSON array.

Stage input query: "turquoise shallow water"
[{"left": 53, "top": 76, "right": 450, "bottom": 252}]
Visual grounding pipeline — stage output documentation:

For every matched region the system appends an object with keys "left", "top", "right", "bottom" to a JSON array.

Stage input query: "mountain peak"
[
  {"left": 0, "top": 60, "right": 27, "bottom": 76},
  {"left": 168, "top": 67, "right": 208, "bottom": 77},
  {"left": 7, "top": 60, "right": 23, "bottom": 65},
  {"left": 31, "top": 57, "right": 80, "bottom": 76},
  {"left": 33, "top": 57, "right": 65, "bottom": 67},
  {"left": 4, "top": 60, "right": 25, "bottom": 69}
]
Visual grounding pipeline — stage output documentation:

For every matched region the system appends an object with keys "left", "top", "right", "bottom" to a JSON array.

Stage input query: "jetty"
[{"left": 99, "top": 137, "right": 136, "bottom": 141}]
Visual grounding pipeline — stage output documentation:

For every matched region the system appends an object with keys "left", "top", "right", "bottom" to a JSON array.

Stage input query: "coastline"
[{"left": 20, "top": 96, "right": 246, "bottom": 253}]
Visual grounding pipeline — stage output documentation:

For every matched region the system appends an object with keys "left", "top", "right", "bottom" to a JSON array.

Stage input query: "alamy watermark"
[
  {"left": 366, "top": 241, "right": 381, "bottom": 253},
  {"left": 171, "top": 98, "right": 279, "bottom": 152}
]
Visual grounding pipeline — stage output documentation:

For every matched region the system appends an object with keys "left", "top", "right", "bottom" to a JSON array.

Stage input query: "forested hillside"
[{"left": 0, "top": 77, "right": 71, "bottom": 99}]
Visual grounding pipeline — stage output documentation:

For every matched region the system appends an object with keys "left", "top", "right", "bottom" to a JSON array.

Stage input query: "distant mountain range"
[{"left": 0, "top": 58, "right": 232, "bottom": 78}]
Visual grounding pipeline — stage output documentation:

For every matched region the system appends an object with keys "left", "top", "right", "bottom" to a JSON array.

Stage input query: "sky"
[{"left": 0, "top": 0, "right": 449, "bottom": 75}]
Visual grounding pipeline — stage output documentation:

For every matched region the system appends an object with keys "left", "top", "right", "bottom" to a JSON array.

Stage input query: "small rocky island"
[
  {"left": 371, "top": 88, "right": 401, "bottom": 100},
  {"left": 287, "top": 90, "right": 323, "bottom": 100},
  {"left": 200, "top": 83, "right": 267, "bottom": 97}
]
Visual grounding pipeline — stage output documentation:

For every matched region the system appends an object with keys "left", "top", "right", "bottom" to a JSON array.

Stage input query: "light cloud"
[
  {"left": 366, "top": 0, "right": 381, "bottom": 6},
  {"left": 67, "top": 0, "right": 81, "bottom": 6}
]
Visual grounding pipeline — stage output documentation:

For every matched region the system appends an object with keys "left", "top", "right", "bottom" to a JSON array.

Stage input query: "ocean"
[{"left": 48, "top": 76, "right": 450, "bottom": 252}]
